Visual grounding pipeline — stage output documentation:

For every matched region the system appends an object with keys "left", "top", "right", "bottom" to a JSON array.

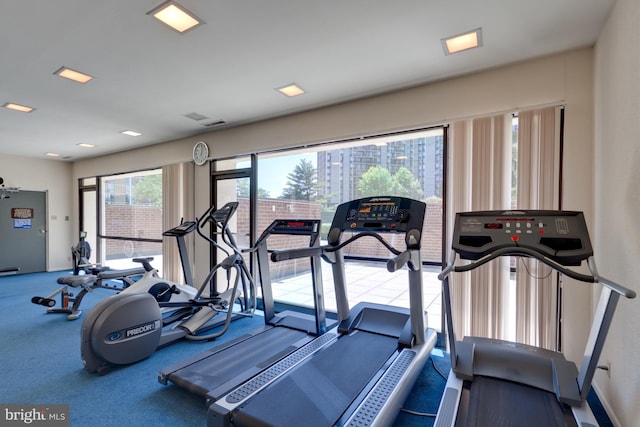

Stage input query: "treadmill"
[
  {"left": 208, "top": 196, "right": 438, "bottom": 427},
  {"left": 434, "top": 210, "right": 637, "bottom": 427},
  {"left": 158, "top": 218, "right": 332, "bottom": 401}
]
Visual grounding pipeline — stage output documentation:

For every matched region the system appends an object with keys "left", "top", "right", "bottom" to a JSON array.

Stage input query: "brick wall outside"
[
  {"left": 101, "top": 199, "right": 443, "bottom": 271},
  {"left": 237, "top": 197, "right": 443, "bottom": 279},
  {"left": 238, "top": 197, "right": 322, "bottom": 279},
  {"left": 104, "top": 205, "right": 163, "bottom": 259}
]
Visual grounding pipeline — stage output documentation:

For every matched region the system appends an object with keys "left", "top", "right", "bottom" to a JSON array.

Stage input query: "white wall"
[
  {"left": 594, "top": 0, "right": 640, "bottom": 425},
  {"left": 0, "top": 154, "right": 73, "bottom": 271}
]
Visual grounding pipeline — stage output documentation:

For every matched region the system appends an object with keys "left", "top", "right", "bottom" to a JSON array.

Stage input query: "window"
[
  {"left": 254, "top": 128, "right": 445, "bottom": 330},
  {"left": 98, "top": 169, "right": 163, "bottom": 271}
]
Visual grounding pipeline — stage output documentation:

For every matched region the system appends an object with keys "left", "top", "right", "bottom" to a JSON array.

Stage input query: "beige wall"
[
  {"left": 594, "top": 0, "right": 640, "bottom": 425},
  {"left": 73, "top": 47, "right": 597, "bottom": 367}
]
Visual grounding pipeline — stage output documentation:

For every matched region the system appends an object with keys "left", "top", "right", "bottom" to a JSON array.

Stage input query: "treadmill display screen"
[
  {"left": 353, "top": 200, "right": 399, "bottom": 221},
  {"left": 452, "top": 210, "right": 593, "bottom": 265},
  {"left": 331, "top": 196, "right": 425, "bottom": 236},
  {"left": 268, "top": 219, "right": 320, "bottom": 235}
]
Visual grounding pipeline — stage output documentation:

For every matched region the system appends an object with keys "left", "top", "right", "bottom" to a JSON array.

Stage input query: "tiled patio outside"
[{"left": 270, "top": 260, "right": 443, "bottom": 332}]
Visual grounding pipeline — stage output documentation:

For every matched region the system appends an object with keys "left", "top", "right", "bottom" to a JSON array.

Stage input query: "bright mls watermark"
[{"left": 1, "top": 405, "right": 69, "bottom": 426}]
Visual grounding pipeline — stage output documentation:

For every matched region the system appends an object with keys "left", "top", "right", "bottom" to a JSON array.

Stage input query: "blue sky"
[{"left": 239, "top": 153, "right": 316, "bottom": 198}]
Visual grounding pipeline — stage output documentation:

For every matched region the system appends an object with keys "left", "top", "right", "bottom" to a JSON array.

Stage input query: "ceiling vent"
[{"left": 203, "top": 120, "right": 226, "bottom": 127}]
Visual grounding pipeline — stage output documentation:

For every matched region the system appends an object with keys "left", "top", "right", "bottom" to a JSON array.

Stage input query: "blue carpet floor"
[{"left": 0, "top": 271, "right": 449, "bottom": 426}]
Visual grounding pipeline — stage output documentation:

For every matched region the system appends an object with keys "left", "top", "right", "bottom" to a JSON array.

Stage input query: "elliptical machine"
[{"left": 81, "top": 202, "right": 256, "bottom": 375}]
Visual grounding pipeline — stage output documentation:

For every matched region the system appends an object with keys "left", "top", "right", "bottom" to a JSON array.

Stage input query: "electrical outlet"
[{"left": 597, "top": 360, "right": 611, "bottom": 378}]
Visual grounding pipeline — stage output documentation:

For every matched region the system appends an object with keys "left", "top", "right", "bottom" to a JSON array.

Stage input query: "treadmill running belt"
[
  {"left": 168, "top": 327, "right": 309, "bottom": 397},
  {"left": 463, "top": 376, "right": 574, "bottom": 427},
  {"left": 233, "top": 331, "right": 398, "bottom": 427}
]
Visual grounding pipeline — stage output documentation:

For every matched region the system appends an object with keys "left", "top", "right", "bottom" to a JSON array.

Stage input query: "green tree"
[
  {"left": 134, "top": 174, "right": 162, "bottom": 206},
  {"left": 358, "top": 166, "right": 393, "bottom": 197},
  {"left": 237, "top": 180, "right": 271, "bottom": 198},
  {"left": 280, "top": 158, "right": 317, "bottom": 201},
  {"left": 391, "top": 167, "right": 424, "bottom": 199},
  {"left": 359, "top": 166, "right": 424, "bottom": 199},
  {"left": 258, "top": 188, "right": 272, "bottom": 198}
]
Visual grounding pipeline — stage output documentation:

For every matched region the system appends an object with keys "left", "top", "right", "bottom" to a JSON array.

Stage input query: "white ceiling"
[{"left": 1, "top": 0, "right": 615, "bottom": 161}]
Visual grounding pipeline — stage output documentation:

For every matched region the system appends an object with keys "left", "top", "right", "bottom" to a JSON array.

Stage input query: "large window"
[
  {"left": 252, "top": 128, "right": 445, "bottom": 329},
  {"left": 98, "top": 169, "right": 163, "bottom": 272}
]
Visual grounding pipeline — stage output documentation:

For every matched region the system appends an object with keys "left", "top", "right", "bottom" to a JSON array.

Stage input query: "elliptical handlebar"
[
  {"left": 195, "top": 202, "right": 240, "bottom": 257},
  {"left": 195, "top": 215, "right": 227, "bottom": 256}
]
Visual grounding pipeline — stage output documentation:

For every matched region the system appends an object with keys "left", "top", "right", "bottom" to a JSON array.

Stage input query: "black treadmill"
[
  {"left": 208, "top": 196, "right": 438, "bottom": 427},
  {"left": 158, "top": 218, "right": 332, "bottom": 401},
  {"left": 434, "top": 210, "right": 636, "bottom": 427}
]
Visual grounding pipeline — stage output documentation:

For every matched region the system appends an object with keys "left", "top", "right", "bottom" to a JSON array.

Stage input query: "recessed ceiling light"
[
  {"left": 77, "top": 143, "right": 95, "bottom": 148},
  {"left": 277, "top": 84, "right": 305, "bottom": 97},
  {"left": 121, "top": 130, "right": 142, "bottom": 137},
  {"left": 45, "top": 152, "right": 61, "bottom": 157},
  {"left": 442, "top": 28, "right": 483, "bottom": 55},
  {"left": 54, "top": 66, "right": 93, "bottom": 84},
  {"left": 3, "top": 102, "right": 35, "bottom": 113},
  {"left": 148, "top": 1, "right": 203, "bottom": 33}
]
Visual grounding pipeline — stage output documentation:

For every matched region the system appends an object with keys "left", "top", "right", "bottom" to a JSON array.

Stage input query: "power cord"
[
  {"left": 430, "top": 354, "right": 448, "bottom": 381},
  {"left": 399, "top": 356, "right": 448, "bottom": 418}
]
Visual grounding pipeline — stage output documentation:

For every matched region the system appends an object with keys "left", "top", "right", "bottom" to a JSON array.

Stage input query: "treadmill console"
[
  {"left": 328, "top": 197, "right": 426, "bottom": 247},
  {"left": 452, "top": 210, "right": 593, "bottom": 266},
  {"left": 264, "top": 219, "right": 320, "bottom": 236}
]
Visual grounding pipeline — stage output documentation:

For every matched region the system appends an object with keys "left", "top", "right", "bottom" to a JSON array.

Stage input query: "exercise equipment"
[
  {"left": 116, "top": 218, "right": 200, "bottom": 306},
  {"left": 70, "top": 231, "right": 102, "bottom": 276},
  {"left": 115, "top": 203, "right": 253, "bottom": 308},
  {"left": 158, "top": 218, "right": 331, "bottom": 401},
  {"left": 31, "top": 219, "right": 198, "bottom": 321},
  {"left": 208, "top": 196, "right": 437, "bottom": 427},
  {"left": 31, "top": 232, "right": 149, "bottom": 320},
  {"left": 81, "top": 202, "right": 256, "bottom": 375},
  {"left": 433, "top": 210, "right": 636, "bottom": 427}
]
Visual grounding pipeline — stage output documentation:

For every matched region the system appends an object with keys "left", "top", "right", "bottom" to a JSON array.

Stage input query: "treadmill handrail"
[
  {"left": 587, "top": 256, "right": 637, "bottom": 299},
  {"left": 440, "top": 247, "right": 636, "bottom": 298},
  {"left": 270, "top": 245, "right": 326, "bottom": 262},
  {"left": 270, "top": 231, "right": 405, "bottom": 263}
]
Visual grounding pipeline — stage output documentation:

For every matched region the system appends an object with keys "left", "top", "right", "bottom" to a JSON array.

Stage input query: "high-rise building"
[{"left": 317, "top": 135, "right": 443, "bottom": 204}]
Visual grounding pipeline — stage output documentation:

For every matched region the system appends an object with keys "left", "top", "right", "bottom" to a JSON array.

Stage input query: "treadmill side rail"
[
  {"left": 344, "top": 330, "right": 437, "bottom": 426},
  {"left": 433, "top": 373, "right": 463, "bottom": 427},
  {"left": 571, "top": 403, "right": 598, "bottom": 427}
]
